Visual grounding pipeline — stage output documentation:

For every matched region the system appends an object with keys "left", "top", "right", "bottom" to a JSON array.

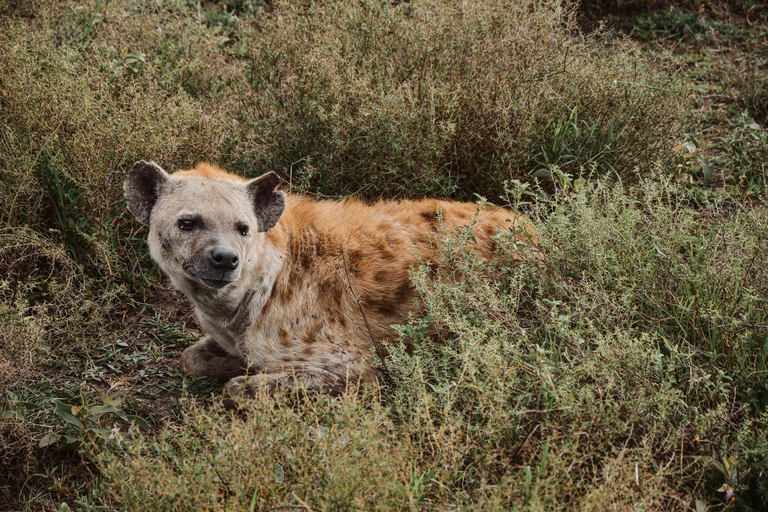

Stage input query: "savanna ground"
[{"left": 1, "top": 0, "right": 767, "bottom": 510}]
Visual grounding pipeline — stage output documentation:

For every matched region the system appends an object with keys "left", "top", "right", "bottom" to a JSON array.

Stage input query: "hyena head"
[{"left": 123, "top": 161, "right": 285, "bottom": 293}]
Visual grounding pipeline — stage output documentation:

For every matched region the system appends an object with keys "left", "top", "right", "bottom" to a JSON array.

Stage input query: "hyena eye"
[
  {"left": 237, "top": 224, "right": 250, "bottom": 236},
  {"left": 178, "top": 218, "right": 196, "bottom": 231}
]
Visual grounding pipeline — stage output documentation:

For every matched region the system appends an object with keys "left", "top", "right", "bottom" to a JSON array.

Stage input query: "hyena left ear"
[
  {"left": 246, "top": 171, "right": 286, "bottom": 232},
  {"left": 124, "top": 161, "right": 170, "bottom": 225}
]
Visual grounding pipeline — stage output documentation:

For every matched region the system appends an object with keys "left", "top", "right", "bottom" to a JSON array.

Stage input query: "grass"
[
  {"left": 88, "top": 179, "right": 768, "bottom": 511},
  {"left": 0, "top": 0, "right": 766, "bottom": 510}
]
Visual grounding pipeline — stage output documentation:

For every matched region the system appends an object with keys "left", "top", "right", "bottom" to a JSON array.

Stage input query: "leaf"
[
  {"left": 88, "top": 404, "right": 128, "bottom": 421},
  {"left": 125, "top": 415, "right": 150, "bottom": 430},
  {"left": 695, "top": 500, "right": 708, "bottom": 512},
  {"left": 107, "top": 397, "right": 122, "bottom": 407},
  {"left": 274, "top": 463, "right": 285, "bottom": 484},
  {"left": 39, "top": 433, "right": 62, "bottom": 448},
  {"left": 124, "top": 50, "right": 145, "bottom": 64},
  {"left": 52, "top": 399, "right": 83, "bottom": 429},
  {"left": 1, "top": 410, "right": 24, "bottom": 420},
  {"left": 92, "top": 428, "right": 114, "bottom": 439}
]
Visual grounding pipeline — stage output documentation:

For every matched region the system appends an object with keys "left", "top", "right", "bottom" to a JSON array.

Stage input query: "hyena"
[{"left": 124, "top": 161, "right": 537, "bottom": 404}]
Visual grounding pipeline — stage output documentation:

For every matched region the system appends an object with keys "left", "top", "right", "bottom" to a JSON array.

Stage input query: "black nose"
[{"left": 208, "top": 246, "right": 239, "bottom": 271}]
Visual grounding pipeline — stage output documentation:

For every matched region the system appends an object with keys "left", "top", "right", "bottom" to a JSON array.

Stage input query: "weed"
[
  {"left": 41, "top": 393, "right": 148, "bottom": 449},
  {"left": 57, "top": 2, "right": 103, "bottom": 46},
  {"left": 629, "top": 9, "right": 709, "bottom": 44}
]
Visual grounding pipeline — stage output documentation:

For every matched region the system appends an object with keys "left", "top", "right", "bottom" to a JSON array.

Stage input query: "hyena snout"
[{"left": 208, "top": 245, "right": 239, "bottom": 271}]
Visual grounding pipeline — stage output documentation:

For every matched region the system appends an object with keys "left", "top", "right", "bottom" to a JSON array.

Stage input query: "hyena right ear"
[{"left": 124, "top": 161, "right": 170, "bottom": 225}]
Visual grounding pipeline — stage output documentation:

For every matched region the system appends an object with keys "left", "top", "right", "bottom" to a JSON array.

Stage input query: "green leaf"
[
  {"left": 39, "top": 433, "right": 61, "bottom": 448},
  {"left": 124, "top": 50, "right": 145, "bottom": 64},
  {"left": 125, "top": 415, "right": 150, "bottom": 430},
  {"left": 274, "top": 463, "right": 285, "bottom": 484},
  {"left": 52, "top": 399, "right": 83, "bottom": 429},
  {"left": 700, "top": 159, "right": 714, "bottom": 186},
  {"left": 1, "top": 409, "right": 24, "bottom": 420},
  {"left": 88, "top": 404, "right": 129, "bottom": 421},
  {"left": 92, "top": 427, "right": 114, "bottom": 438}
]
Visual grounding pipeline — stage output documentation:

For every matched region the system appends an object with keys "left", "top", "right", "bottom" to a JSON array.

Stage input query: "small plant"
[
  {"left": 39, "top": 150, "right": 93, "bottom": 263},
  {"left": 58, "top": 2, "right": 104, "bottom": 45},
  {"left": 40, "top": 392, "right": 148, "bottom": 448},
  {"left": 114, "top": 49, "right": 146, "bottom": 76},
  {"left": 532, "top": 106, "right": 618, "bottom": 179},
  {"left": 629, "top": 9, "right": 707, "bottom": 44}
]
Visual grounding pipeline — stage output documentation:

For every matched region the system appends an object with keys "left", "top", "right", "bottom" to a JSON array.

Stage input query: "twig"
[
  {"left": 519, "top": 46, "right": 569, "bottom": 84},
  {"left": 292, "top": 493, "right": 322, "bottom": 512},
  {"left": 512, "top": 406, "right": 572, "bottom": 415}
]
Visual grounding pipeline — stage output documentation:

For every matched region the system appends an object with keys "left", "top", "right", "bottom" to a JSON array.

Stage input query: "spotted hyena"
[{"left": 124, "top": 161, "right": 537, "bottom": 404}]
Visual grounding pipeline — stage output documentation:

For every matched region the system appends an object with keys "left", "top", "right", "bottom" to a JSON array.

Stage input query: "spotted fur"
[{"left": 124, "top": 161, "right": 538, "bottom": 405}]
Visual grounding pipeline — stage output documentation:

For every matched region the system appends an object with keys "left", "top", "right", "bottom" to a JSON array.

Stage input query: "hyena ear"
[
  {"left": 123, "top": 161, "right": 170, "bottom": 225},
  {"left": 245, "top": 171, "right": 286, "bottom": 232}
]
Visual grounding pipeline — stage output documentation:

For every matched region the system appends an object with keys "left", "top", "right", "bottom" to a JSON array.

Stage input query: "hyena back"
[{"left": 124, "top": 161, "right": 537, "bottom": 404}]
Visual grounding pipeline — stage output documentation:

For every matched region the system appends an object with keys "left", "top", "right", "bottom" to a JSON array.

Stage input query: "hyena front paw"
[
  {"left": 222, "top": 374, "right": 275, "bottom": 408},
  {"left": 221, "top": 371, "right": 345, "bottom": 408},
  {"left": 179, "top": 337, "right": 247, "bottom": 381}
]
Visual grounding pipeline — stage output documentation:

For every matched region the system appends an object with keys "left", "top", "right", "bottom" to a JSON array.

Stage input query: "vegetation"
[{"left": 1, "top": 0, "right": 766, "bottom": 510}]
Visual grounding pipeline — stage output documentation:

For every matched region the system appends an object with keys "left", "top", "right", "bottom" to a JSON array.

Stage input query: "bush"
[{"left": 235, "top": 0, "right": 683, "bottom": 199}]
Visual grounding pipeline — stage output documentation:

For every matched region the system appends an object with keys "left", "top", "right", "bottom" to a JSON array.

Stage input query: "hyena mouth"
[
  {"left": 199, "top": 277, "right": 235, "bottom": 289},
  {"left": 183, "top": 265, "right": 239, "bottom": 289}
]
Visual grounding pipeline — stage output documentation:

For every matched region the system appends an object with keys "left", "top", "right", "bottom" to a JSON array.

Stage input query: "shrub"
[{"left": 235, "top": 0, "right": 683, "bottom": 199}]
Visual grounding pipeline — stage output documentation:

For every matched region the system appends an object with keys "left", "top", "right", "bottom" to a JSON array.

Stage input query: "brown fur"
[{"left": 124, "top": 161, "right": 539, "bottom": 405}]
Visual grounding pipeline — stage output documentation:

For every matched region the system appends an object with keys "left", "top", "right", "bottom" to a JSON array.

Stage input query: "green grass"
[{"left": 1, "top": 0, "right": 767, "bottom": 510}]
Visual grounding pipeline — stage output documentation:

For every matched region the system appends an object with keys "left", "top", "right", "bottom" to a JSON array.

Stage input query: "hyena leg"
[
  {"left": 179, "top": 336, "right": 247, "bottom": 381},
  {"left": 222, "top": 370, "right": 362, "bottom": 407}
]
